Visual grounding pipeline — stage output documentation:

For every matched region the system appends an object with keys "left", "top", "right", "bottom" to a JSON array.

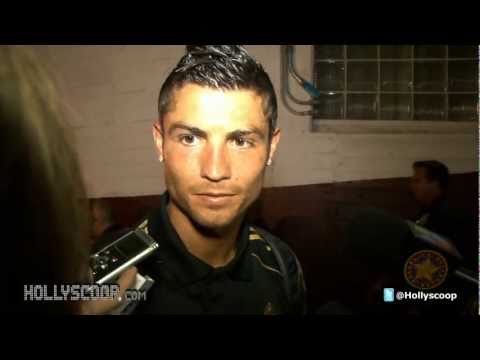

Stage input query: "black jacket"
[
  {"left": 414, "top": 199, "right": 476, "bottom": 268},
  {"left": 133, "top": 192, "right": 306, "bottom": 315}
]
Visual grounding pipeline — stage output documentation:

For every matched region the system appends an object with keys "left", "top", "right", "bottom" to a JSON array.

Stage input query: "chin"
[
  {"left": 193, "top": 213, "right": 236, "bottom": 230},
  {"left": 186, "top": 206, "right": 240, "bottom": 231}
]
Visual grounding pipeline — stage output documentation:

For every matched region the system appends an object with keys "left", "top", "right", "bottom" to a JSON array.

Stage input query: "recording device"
[
  {"left": 89, "top": 228, "right": 159, "bottom": 315},
  {"left": 90, "top": 229, "right": 158, "bottom": 285}
]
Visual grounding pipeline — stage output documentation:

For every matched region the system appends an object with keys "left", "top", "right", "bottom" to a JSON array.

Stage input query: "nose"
[{"left": 200, "top": 142, "right": 231, "bottom": 182}]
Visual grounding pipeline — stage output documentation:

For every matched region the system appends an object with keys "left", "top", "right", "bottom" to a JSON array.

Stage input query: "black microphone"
[{"left": 345, "top": 207, "right": 478, "bottom": 286}]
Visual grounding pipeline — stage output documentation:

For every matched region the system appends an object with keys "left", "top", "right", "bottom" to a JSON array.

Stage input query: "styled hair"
[{"left": 158, "top": 45, "right": 277, "bottom": 137}]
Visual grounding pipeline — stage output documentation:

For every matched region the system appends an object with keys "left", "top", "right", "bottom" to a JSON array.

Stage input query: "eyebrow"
[
  {"left": 168, "top": 122, "right": 266, "bottom": 140},
  {"left": 227, "top": 129, "right": 265, "bottom": 141},
  {"left": 168, "top": 123, "right": 207, "bottom": 138}
]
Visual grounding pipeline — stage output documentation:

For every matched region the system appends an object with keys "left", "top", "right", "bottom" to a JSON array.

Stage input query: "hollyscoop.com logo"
[{"left": 403, "top": 250, "right": 448, "bottom": 289}]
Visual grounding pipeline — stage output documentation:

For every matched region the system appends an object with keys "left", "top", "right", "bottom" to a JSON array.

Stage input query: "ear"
[
  {"left": 267, "top": 128, "right": 281, "bottom": 166},
  {"left": 152, "top": 121, "right": 164, "bottom": 162}
]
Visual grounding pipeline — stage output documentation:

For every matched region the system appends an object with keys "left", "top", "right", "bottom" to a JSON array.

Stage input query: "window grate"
[{"left": 312, "top": 45, "right": 479, "bottom": 122}]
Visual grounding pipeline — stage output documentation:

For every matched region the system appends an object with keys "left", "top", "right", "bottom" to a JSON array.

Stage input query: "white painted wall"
[{"left": 26, "top": 45, "right": 478, "bottom": 198}]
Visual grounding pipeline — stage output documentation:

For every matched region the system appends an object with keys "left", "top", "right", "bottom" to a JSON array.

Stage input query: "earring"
[
  {"left": 267, "top": 159, "right": 272, "bottom": 166},
  {"left": 159, "top": 155, "right": 163, "bottom": 163}
]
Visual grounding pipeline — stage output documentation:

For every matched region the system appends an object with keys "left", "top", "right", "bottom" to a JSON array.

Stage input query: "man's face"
[
  {"left": 409, "top": 167, "right": 440, "bottom": 207},
  {"left": 153, "top": 84, "right": 280, "bottom": 230}
]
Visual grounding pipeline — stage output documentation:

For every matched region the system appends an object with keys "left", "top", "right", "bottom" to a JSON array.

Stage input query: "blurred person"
[
  {"left": 409, "top": 160, "right": 475, "bottom": 267},
  {"left": 89, "top": 198, "right": 125, "bottom": 251},
  {"left": 0, "top": 45, "right": 135, "bottom": 314},
  {"left": 410, "top": 160, "right": 450, "bottom": 228},
  {"left": 90, "top": 199, "right": 116, "bottom": 240}
]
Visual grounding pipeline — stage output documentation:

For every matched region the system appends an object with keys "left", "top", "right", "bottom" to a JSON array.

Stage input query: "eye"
[
  {"left": 232, "top": 136, "right": 254, "bottom": 149},
  {"left": 179, "top": 134, "right": 199, "bottom": 146}
]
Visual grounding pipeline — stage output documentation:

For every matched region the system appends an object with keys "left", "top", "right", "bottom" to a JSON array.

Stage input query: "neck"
[
  {"left": 167, "top": 200, "right": 243, "bottom": 268},
  {"left": 423, "top": 194, "right": 445, "bottom": 212}
]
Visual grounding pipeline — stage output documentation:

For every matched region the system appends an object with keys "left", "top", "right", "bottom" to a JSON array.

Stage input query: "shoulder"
[
  {"left": 248, "top": 225, "right": 303, "bottom": 276},
  {"left": 250, "top": 225, "right": 307, "bottom": 314},
  {"left": 249, "top": 225, "right": 294, "bottom": 256}
]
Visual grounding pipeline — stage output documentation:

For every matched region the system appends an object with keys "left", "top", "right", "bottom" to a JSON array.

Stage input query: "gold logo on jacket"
[{"left": 404, "top": 250, "right": 448, "bottom": 289}]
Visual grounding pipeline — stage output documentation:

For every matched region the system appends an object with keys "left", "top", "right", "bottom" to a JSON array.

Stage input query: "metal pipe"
[
  {"left": 283, "top": 46, "right": 314, "bottom": 106},
  {"left": 280, "top": 45, "right": 312, "bottom": 116},
  {"left": 285, "top": 45, "right": 322, "bottom": 105},
  {"left": 285, "top": 50, "right": 314, "bottom": 105}
]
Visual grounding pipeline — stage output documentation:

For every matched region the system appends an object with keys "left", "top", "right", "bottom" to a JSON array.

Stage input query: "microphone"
[{"left": 344, "top": 207, "right": 478, "bottom": 286}]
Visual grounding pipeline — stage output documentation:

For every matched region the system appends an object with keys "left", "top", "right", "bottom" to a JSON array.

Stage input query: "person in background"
[
  {"left": 89, "top": 198, "right": 125, "bottom": 252},
  {"left": 1, "top": 45, "right": 135, "bottom": 314},
  {"left": 410, "top": 160, "right": 475, "bottom": 268},
  {"left": 410, "top": 160, "right": 450, "bottom": 229}
]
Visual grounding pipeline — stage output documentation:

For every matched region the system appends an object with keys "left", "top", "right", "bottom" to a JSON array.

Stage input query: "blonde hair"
[{"left": 1, "top": 46, "right": 89, "bottom": 313}]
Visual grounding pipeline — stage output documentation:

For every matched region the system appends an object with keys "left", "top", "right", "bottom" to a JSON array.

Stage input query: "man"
[
  {"left": 410, "top": 160, "right": 450, "bottom": 228},
  {"left": 409, "top": 160, "right": 474, "bottom": 266},
  {"left": 133, "top": 45, "right": 306, "bottom": 314}
]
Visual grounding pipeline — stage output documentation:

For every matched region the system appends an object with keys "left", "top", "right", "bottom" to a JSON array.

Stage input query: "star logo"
[{"left": 404, "top": 250, "right": 448, "bottom": 289}]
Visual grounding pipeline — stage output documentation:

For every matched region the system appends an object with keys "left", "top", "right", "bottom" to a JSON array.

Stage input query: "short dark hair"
[
  {"left": 158, "top": 45, "right": 277, "bottom": 137},
  {"left": 413, "top": 160, "right": 450, "bottom": 191}
]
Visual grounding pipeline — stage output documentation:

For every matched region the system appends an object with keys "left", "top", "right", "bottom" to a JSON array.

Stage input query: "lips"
[
  {"left": 197, "top": 193, "right": 235, "bottom": 197},
  {"left": 194, "top": 193, "right": 236, "bottom": 207}
]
